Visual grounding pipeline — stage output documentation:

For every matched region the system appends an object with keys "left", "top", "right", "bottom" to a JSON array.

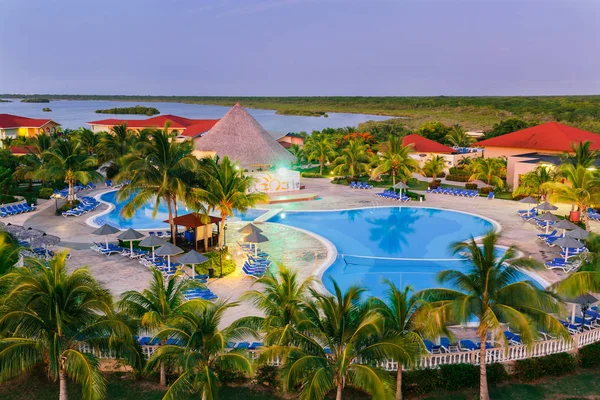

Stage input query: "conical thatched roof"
[{"left": 194, "top": 103, "right": 295, "bottom": 167}]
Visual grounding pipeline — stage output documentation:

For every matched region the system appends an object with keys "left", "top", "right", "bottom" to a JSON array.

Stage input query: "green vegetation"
[
  {"left": 0, "top": 99, "right": 11, "bottom": 102},
  {"left": 42, "top": 107, "right": 52, "bottom": 112},
  {"left": 20, "top": 98, "right": 50, "bottom": 103},
  {"left": 276, "top": 109, "right": 328, "bottom": 117},
  {"left": 95, "top": 105, "right": 159, "bottom": 116},
  {"left": 371, "top": 135, "right": 420, "bottom": 186}
]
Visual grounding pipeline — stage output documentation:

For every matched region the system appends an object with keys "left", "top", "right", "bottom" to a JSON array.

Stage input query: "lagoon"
[{"left": 0, "top": 99, "right": 390, "bottom": 134}]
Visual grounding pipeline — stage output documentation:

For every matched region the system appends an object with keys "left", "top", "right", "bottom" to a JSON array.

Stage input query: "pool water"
[
  {"left": 93, "top": 190, "right": 266, "bottom": 230},
  {"left": 268, "top": 207, "right": 536, "bottom": 298}
]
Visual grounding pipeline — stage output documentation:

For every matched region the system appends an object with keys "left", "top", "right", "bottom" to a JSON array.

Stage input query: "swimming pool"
[
  {"left": 268, "top": 207, "right": 536, "bottom": 298},
  {"left": 91, "top": 190, "right": 267, "bottom": 230}
]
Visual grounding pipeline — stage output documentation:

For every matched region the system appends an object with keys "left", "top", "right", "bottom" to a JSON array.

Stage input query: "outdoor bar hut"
[{"left": 165, "top": 213, "right": 221, "bottom": 251}]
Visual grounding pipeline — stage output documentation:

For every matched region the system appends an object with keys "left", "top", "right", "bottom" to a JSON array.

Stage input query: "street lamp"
[{"left": 52, "top": 193, "right": 63, "bottom": 215}]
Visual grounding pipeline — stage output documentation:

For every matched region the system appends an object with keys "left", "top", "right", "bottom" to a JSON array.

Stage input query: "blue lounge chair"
[
  {"left": 236, "top": 342, "right": 250, "bottom": 350},
  {"left": 459, "top": 340, "right": 478, "bottom": 351},
  {"left": 487, "top": 192, "right": 494, "bottom": 199}
]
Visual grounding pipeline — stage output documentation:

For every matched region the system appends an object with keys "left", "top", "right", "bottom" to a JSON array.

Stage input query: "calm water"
[
  {"left": 0, "top": 99, "right": 389, "bottom": 134},
  {"left": 268, "top": 207, "right": 535, "bottom": 297},
  {"left": 93, "top": 190, "right": 266, "bottom": 230}
]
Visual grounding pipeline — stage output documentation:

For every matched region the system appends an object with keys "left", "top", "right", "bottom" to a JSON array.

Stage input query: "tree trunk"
[
  {"left": 336, "top": 382, "right": 343, "bottom": 400},
  {"left": 320, "top": 161, "right": 324, "bottom": 175},
  {"left": 59, "top": 370, "right": 68, "bottom": 400},
  {"left": 172, "top": 197, "right": 178, "bottom": 240},
  {"left": 166, "top": 198, "right": 175, "bottom": 244},
  {"left": 396, "top": 365, "right": 403, "bottom": 400},
  {"left": 479, "top": 333, "right": 489, "bottom": 400},
  {"left": 392, "top": 172, "right": 396, "bottom": 186},
  {"left": 67, "top": 180, "right": 75, "bottom": 203},
  {"left": 160, "top": 362, "right": 166, "bottom": 387},
  {"left": 218, "top": 216, "right": 226, "bottom": 247}
]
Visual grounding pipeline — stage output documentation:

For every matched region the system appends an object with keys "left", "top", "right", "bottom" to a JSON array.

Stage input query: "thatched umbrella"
[
  {"left": 92, "top": 224, "right": 120, "bottom": 249},
  {"left": 552, "top": 236, "right": 583, "bottom": 260},
  {"left": 155, "top": 242, "right": 184, "bottom": 269},
  {"left": 537, "top": 212, "right": 560, "bottom": 234},
  {"left": 554, "top": 220, "right": 578, "bottom": 237},
  {"left": 238, "top": 223, "right": 263, "bottom": 235},
  {"left": 519, "top": 196, "right": 538, "bottom": 204},
  {"left": 566, "top": 227, "right": 589, "bottom": 240},
  {"left": 537, "top": 201, "right": 559, "bottom": 211},
  {"left": 4, "top": 224, "right": 26, "bottom": 239},
  {"left": 177, "top": 250, "right": 209, "bottom": 279},
  {"left": 117, "top": 228, "right": 145, "bottom": 256},
  {"left": 31, "top": 233, "right": 61, "bottom": 257},
  {"left": 139, "top": 235, "right": 166, "bottom": 261},
  {"left": 20, "top": 227, "right": 44, "bottom": 242},
  {"left": 563, "top": 294, "right": 599, "bottom": 327},
  {"left": 243, "top": 231, "right": 269, "bottom": 257}
]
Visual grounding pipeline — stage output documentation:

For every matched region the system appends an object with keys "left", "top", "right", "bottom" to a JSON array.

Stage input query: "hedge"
[
  {"left": 300, "top": 172, "right": 323, "bottom": 178},
  {"left": 514, "top": 352, "right": 576, "bottom": 381},
  {"left": 465, "top": 183, "right": 478, "bottom": 190},
  {"left": 448, "top": 167, "right": 469, "bottom": 176},
  {"left": 479, "top": 186, "right": 494, "bottom": 195},
  {"left": 445, "top": 174, "right": 470, "bottom": 182},
  {"left": 39, "top": 187, "right": 54, "bottom": 199},
  {"left": 579, "top": 342, "right": 600, "bottom": 368}
]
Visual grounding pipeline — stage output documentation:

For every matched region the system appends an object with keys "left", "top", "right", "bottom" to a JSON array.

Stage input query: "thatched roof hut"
[{"left": 193, "top": 103, "right": 295, "bottom": 168}]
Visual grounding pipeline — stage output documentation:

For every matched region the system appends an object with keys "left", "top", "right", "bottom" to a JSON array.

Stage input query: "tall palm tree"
[
  {"left": 98, "top": 123, "right": 136, "bottom": 166},
  {"left": 304, "top": 134, "right": 337, "bottom": 175},
  {"left": 76, "top": 128, "right": 102, "bottom": 155},
  {"left": 118, "top": 268, "right": 202, "bottom": 387},
  {"left": 513, "top": 165, "right": 558, "bottom": 200},
  {"left": 0, "top": 252, "right": 140, "bottom": 400},
  {"left": 281, "top": 282, "right": 391, "bottom": 400},
  {"left": 542, "top": 163, "right": 600, "bottom": 230},
  {"left": 422, "top": 155, "right": 447, "bottom": 181},
  {"left": 237, "top": 266, "right": 316, "bottom": 360},
  {"left": 418, "top": 232, "right": 569, "bottom": 400},
  {"left": 371, "top": 135, "right": 420, "bottom": 185},
  {"left": 146, "top": 300, "right": 256, "bottom": 400},
  {"left": 193, "top": 156, "right": 267, "bottom": 247},
  {"left": 42, "top": 138, "right": 102, "bottom": 203},
  {"left": 0, "top": 231, "right": 20, "bottom": 277},
  {"left": 117, "top": 126, "right": 200, "bottom": 243},
  {"left": 288, "top": 144, "right": 304, "bottom": 167},
  {"left": 366, "top": 282, "right": 442, "bottom": 400},
  {"left": 444, "top": 124, "right": 474, "bottom": 148},
  {"left": 332, "top": 139, "right": 372, "bottom": 181},
  {"left": 469, "top": 157, "right": 505, "bottom": 188},
  {"left": 561, "top": 141, "right": 600, "bottom": 168}
]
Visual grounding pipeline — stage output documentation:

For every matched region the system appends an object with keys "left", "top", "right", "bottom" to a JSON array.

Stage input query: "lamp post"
[{"left": 52, "top": 193, "right": 62, "bottom": 215}]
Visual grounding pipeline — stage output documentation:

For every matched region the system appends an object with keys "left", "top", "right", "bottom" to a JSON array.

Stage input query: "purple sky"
[{"left": 1, "top": 0, "right": 599, "bottom": 96}]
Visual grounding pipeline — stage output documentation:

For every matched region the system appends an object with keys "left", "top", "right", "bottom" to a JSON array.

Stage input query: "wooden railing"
[{"left": 81, "top": 326, "right": 600, "bottom": 371}]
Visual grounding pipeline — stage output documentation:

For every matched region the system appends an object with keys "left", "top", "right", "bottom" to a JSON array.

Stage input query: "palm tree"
[
  {"left": 469, "top": 157, "right": 505, "bottom": 188},
  {"left": 366, "top": 282, "right": 442, "bottom": 400},
  {"left": 422, "top": 155, "right": 447, "bottom": 181},
  {"left": 562, "top": 141, "right": 600, "bottom": 168},
  {"left": 542, "top": 163, "right": 600, "bottom": 230},
  {"left": 0, "top": 231, "right": 20, "bottom": 277},
  {"left": 444, "top": 124, "right": 474, "bottom": 148},
  {"left": 281, "top": 281, "right": 391, "bottom": 400},
  {"left": 237, "top": 266, "right": 316, "bottom": 360},
  {"left": 418, "top": 232, "right": 569, "bottom": 400},
  {"left": 117, "top": 126, "right": 200, "bottom": 243},
  {"left": 332, "top": 139, "right": 372, "bottom": 181},
  {"left": 0, "top": 252, "right": 140, "bottom": 400},
  {"left": 193, "top": 156, "right": 267, "bottom": 247},
  {"left": 118, "top": 268, "right": 202, "bottom": 387},
  {"left": 304, "top": 134, "right": 336, "bottom": 175},
  {"left": 76, "top": 128, "right": 102, "bottom": 155},
  {"left": 98, "top": 123, "right": 136, "bottom": 166},
  {"left": 288, "top": 144, "right": 304, "bottom": 167},
  {"left": 42, "top": 138, "right": 102, "bottom": 203},
  {"left": 371, "top": 135, "right": 420, "bottom": 185},
  {"left": 146, "top": 300, "right": 256, "bottom": 400},
  {"left": 513, "top": 165, "right": 558, "bottom": 200}
]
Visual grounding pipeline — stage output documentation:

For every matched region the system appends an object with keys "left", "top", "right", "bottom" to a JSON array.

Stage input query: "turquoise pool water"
[
  {"left": 268, "top": 207, "right": 535, "bottom": 298},
  {"left": 93, "top": 190, "right": 266, "bottom": 230}
]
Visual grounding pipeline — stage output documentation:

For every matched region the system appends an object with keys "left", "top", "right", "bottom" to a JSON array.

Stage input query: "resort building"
[
  {"left": 475, "top": 122, "right": 600, "bottom": 189},
  {"left": 402, "top": 134, "right": 481, "bottom": 172},
  {"left": 276, "top": 132, "right": 305, "bottom": 149},
  {"left": 0, "top": 114, "right": 59, "bottom": 145},
  {"left": 87, "top": 115, "right": 220, "bottom": 139}
]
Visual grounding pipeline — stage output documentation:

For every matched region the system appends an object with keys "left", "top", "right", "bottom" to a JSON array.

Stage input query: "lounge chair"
[
  {"left": 487, "top": 192, "right": 494, "bottom": 200},
  {"left": 459, "top": 340, "right": 478, "bottom": 351},
  {"left": 504, "top": 331, "right": 522, "bottom": 345},
  {"left": 423, "top": 340, "right": 444, "bottom": 354}
]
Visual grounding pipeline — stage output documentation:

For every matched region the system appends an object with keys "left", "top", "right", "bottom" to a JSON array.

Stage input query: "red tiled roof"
[
  {"left": 179, "top": 120, "right": 220, "bottom": 137},
  {"left": 88, "top": 114, "right": 218, "bottom": 130},
  {"left": 0, "top": 114, "right": 56, "bottom": 129},
  {"left": 475, "top": 122, "right": 600, "bottom": 152},
  {"left": 402, "top": 134, "right": 455, "bottom": 153},
  {"left": 164, "top": 213, "right": 221, "bottom": 228},
  {"left": 9, "top": 145, "right": 37, "bottom": 155}
]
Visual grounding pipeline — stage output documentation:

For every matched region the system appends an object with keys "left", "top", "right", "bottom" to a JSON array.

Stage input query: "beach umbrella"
[
  {"left": 92, "top": 223, "right": 120, "bottom": 249},
  {"left": 31, "top": 233, "right": 61, "bottom": 257},
  {"left": 519, "top": 196, "right": 538, "bottom": 216},
  {"left": 20, "top": 227, "right": 44, "bottom": 242},
  {"left": 563, "top": 294, "right": 598, "bottom": 325},
  {"left": 238, "top": 223, "right": 263, "bottom": 235},
  {"left": 566, "top": 227, "right": 589, "bottom": 240},
  {"left": 243, "top": 231, "right": 269, "bottom": 257},
  {"left": 537, "top": 212, "right": 560, "bottom": 234},
  {"left": 139, "top": 235, "right": 166, "bottom": 261},
  {"left": 554, "top": 219, "right": 578, "bottom": 236},
  {"left": 393, "top": 182, "right": 409, "bottom": 195},
  {"left": 552, "top": 236, "right": 583, "bottom": 261},
  {"left": 537, "top": 201, "right": 559, "bottom": 211},
  {"left": 117, "top": 228, "right": 145, "bottom": 256},
  {"left": 4, "top": 224, "right": 26, "bottom": 238},
  {"left": 155, "top": 242, "right": 184, "bottom": 269},
  {"left": 177, "top": 250, "right": 209, "bottom": 279}
]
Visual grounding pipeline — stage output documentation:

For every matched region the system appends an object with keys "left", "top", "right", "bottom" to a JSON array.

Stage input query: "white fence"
[{"left": 81, "top": 326, "right": 600, "bottom": 371}]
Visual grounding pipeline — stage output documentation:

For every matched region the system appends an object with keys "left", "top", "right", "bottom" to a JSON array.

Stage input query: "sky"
[{"left": 1, "top": 0, "right": 599, "bottom": 96}]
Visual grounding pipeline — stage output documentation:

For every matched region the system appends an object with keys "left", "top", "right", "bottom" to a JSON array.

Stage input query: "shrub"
[
  {"left": 402, "top": 368, "right": 441, "bottom": 396},
  {"left": 514, "top": 352, "right": 576, "bottom": 381},
  {"left": 0, "top": 195, "right": 18, "bottom": 205},
  {"left": 254, "top": 365, "right": 279, "bottom": 388},
  {"left": 38, "top": 187, "right": 54, "bottom": 199},
  {"left": 448, "top": 167, "right": 469, "bottom": 176},
  {"left": 487, "top": 363, "right": 509, "bottom": 384},
  {"left": 445, "top": 174, "right": 470, "bottom": 182},
  {"left": 104, "top": 164, "right": 120, "bottom": 179},
  {"left": 479, "top": 186, "right": 494, "bottom": 195},
  {"left": 300, "top": 172, "right": 323, "bottom": 178},
  {"left": 22, "top": 194, "right": 37, "bottom": 205},
  {"left": 465, "top": 183, "right": 478, "bottom": 190},
  {"left": 423, "top": 171, "right": 446, "bottom": 178},
  {"left": 439, "top": 363, "right": 479, "bottom": 391},
  {"left": 405, "top": 190, "right": 424, "bottom": 201},
  {"left": 579, "top": 342, "right": 600, "bottom": 368}
]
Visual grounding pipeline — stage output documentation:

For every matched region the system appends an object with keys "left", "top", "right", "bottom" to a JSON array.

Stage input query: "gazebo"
[{"left": 165, "top": 213, "right": 221, "bottom": 251}]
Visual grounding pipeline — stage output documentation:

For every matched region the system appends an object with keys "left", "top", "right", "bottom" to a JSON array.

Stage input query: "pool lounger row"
[
  {"left": 349, "top": 181, "right": 373, "bottom": 189},
  {"left": 62, "top": 196, "right": 101, "bottom": 217},
  {"left": 426, "top": 187, "right": 482, "bottom": 197},
  {"left": 0, "top": 202, "right": 36, "bottom": 217},
  {"left": 376, "top": 190, "right": 410, "bottom": 202}
]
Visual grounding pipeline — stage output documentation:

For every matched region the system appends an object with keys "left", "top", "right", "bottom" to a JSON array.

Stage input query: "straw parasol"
[
  {"left": 92, "top": 224, "right": 120, "bottom": 249},
  {"left": 537, "top": 212, "right": 561, "bottom": 234},
  {"left": 155, "top": 242, "right": 184, "bottom": 269},
  {"left": 238, "top": 223, "right": 263, "bottom": 235},
  {"left": 519, "top": 196, "right": 538, "bottom": 204},
  {"left": 537, "top": 201, "right": 559, "bottom": 211},
  {"left": 20, "top": 227, "right": 44, "bottom": 241},
  {"left": 563, "top": 294, "right": 598, "bottom": 326},
  {"left": 243, "top": 231, "right": 269, "bottom": 257},
  {"left": 554, "top": 220, "right": 578, "bottom": 236},
  {"left": 4, "top": 224, "right": 26, "bottom": 238},
  {"left": 177, "top": 250, "right": 209, "bottom": 279},
  {"left": 31, "top": 233, "right": 61, "bottom": 257},
  {"left": 552, "top": 236, "right": 583, "bottom": 260},
  {"left": 194, "top": 103, "right": 295, "bottom": 167},
  {"left": 117, "top": 228, "right": 145, "bottom": 256},
  {"left": 139, "top": 235, "right": 166, "bottom": 261},
  {"left": 566, "top": 227, "right": 589, "bottom": 240}
]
